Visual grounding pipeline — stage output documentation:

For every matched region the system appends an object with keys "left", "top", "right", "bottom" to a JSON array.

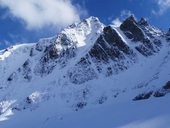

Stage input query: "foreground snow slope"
[
  {"left": 0, "top": 16, "right": 170, "bottom": 127},
  {"left": 0, "top": 94, "right": 170, "bottom": 128}
]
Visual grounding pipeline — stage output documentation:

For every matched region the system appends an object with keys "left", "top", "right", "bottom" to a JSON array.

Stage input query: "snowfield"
[{"left": 0, "top": 94, "right": 170, "bottom": 128}]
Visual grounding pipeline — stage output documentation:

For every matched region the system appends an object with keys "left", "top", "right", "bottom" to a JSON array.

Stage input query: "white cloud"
[
  {"left": 0, "top": 0, "right": 86, "bottom": 29},
  {"left": 153, "top": 0, "right": 170, "bottom": 15},
  {"left": 112, "top": 18, "right": 122, "bottom": 27},
  {"left": 3, "top": 40, "right": 11, "bottom": 46},
  {"left": 111, "top": 10, "right": 134, "bottom": 26}
]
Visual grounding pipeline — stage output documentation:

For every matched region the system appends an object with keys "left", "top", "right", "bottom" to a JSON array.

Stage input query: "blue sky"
[{"left": 0, "top": 0, "right": 170, "bottom": 49}]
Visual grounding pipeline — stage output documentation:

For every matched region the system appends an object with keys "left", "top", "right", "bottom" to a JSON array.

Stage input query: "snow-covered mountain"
[{"left": 0, "top": 16, "right": 170, "bottom": 127}]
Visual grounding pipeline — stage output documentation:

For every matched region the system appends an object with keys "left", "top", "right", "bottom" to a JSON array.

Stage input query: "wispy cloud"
[
  {"left": 120, "top": 10, "right": 134, "bottom": 20},
  {"left": 0, "top": 40, "right": 11, "bottom": 49},
  {"left": 153, "top": 0, "right": 170, "bottom": 15},
  {"left": 112, "top": 18, "right": 122, "bottom": 27},
  {"left": 112, "top": 10, "right": 134, "bottom": 27},
  {"left": 0, "top": 0, "right": 87, "bottom": 30}
]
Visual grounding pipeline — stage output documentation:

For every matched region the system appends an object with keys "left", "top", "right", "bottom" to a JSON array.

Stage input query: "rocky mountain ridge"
[{"left": 0, "top": 16, "right": 170, "bottom": 122}]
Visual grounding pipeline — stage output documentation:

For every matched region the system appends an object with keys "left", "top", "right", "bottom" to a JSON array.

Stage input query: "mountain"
[{"left": 0, "top": 16, "right": 170, "bottom": 128}]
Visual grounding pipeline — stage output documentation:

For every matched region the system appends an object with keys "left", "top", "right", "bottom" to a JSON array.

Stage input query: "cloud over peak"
[
  {"left": 0, "top": 0, "right": 87, "bottom": 29},
  {"left": 112, "top": 10, "right": 134, "bottom": 27}
]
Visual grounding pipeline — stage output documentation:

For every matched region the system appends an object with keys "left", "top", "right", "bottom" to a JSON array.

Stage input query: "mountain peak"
[
  {"left": 138, "top": 17, "right": 148, "bottom": 26},
  {"left": 68, "top": 16, "right": 103, "bottom": 31},
  {"left": 125, "top": 15, "right": 137, "bottom": 23},
  {"left": 85, "top": 16, "right": 100, "bottom": 22},
  {"left": 166, "top": 28, "right": 170, "bottom": 41},
  {"left": 120, "top": 15, "right": 145, "bottom": 41},
  {"left": 81, "top": 16, "right": 103, "bottom": 29}
]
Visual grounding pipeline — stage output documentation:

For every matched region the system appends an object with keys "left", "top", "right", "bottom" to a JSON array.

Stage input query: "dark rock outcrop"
[
  {"left": 138, "top": 17, "right": 148, "bottom": 26},
  {"left": 163, "top": 81, "right": 170, "bottom": 90},
  {"left": 75, "top": 102, "right": 87, "bottom": 111},
  {"left": 166, "top": 28, "right": 170, "bottom": 41},
  {"left": 7, "top": 72, "right": 17, "bottom": 82},
  {"left": 153, "top": 91, "right": 166, "bottom": 97},
  {"left": 120, "top": 15, "right": 145, "bottom": 41},
  {"left": 120, "top": 16, "right": 162, "bottom": 57},
  {"left": 21, "top": 60, "right": 32, "bottom": 81},
  {"left": 89, "top": 26, "right": 136, "bottom": 62},
  {"left": 133, "top": 91, "right": 153, "bottom": 101}
]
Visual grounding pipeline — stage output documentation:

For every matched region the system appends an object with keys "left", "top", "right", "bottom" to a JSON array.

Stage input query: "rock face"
[
  {"left": 120, "top": 16, "right": 145, "bottom": 42},
  {"left": 138, "top": 17, "right": 148, "bottom": 26},
  {"left": 120, "top": 15, "right": 162, "bottom": 57},
  {"left": 68, "top": 25, "right": 137, "bottom": 84},
  {"left": 89, "top": 26, "right": 136, "bottom": 71}
]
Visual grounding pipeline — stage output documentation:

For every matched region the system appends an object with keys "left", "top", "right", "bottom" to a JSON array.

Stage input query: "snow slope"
[
  {"left": 0, "top": 44, "right": 35, "bottom": 86},
  {"left": 0, "top": 94, "right": 170, "bottom": 128}
]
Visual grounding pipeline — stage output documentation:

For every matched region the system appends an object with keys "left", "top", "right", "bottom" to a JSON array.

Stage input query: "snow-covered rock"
[{"left": 0, "top": 16, "right": 170, "bottom": 127}]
